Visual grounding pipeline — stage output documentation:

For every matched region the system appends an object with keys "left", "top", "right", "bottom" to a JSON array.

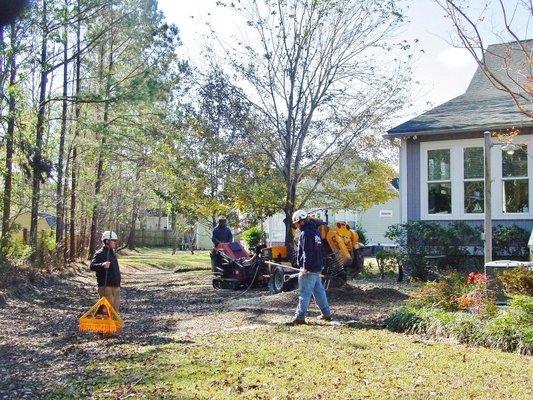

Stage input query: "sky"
[{"left": 158, "top": 0, "right": 527, "bottom": 122}]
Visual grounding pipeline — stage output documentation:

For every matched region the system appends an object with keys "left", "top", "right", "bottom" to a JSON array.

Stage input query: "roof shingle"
[{"left": 386, "top": 40, "right": 533, "bottom": 137}]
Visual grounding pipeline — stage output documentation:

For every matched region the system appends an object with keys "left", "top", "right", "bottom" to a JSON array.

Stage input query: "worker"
[
  {"left": 211, "top": 217, "right": 233, "bottom": 246},
  {"left": 90, "top": 231, "right": 121, "bottom": 312},
  {"left": 290, "top": 210, "right": 332, "bottom": 325}
]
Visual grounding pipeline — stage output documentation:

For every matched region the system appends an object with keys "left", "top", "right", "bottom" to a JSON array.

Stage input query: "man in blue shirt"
[
  {"left": 290, "top": 210, "right": 332, "bottom": 325},
  {"left": 211, "top": 217, "right": 233, "bottom": 246}
]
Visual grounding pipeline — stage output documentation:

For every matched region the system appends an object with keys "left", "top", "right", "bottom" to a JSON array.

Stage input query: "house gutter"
[{"left": 384, "top": 121, "right": 533, "bottom": 139}]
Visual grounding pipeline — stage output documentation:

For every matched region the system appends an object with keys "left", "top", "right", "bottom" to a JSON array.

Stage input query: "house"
[
  {"left": 358, "top": 178, "right": 400, "bottom": 246},
  {"left": 264, "top": 209, "right": 358, "bottom": 247},
  {"left": 9, "top": 212, "right": 56, "bottom": 242},
  {"left": 137, "top": 209, "right": 171, "bottom": 230},
  {"left": 385, "top": 40, "right": 533, "bottom": 233}
]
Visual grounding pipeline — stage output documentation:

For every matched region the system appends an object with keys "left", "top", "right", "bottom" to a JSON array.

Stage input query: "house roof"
[
  {"left": 386, "top": 40, "right": 533, "bottom": 137},
  {"left": 38, "top": 212, "right": 57, "bottom": 230}
]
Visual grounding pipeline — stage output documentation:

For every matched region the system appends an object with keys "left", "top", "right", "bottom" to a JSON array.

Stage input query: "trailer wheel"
[{"left": 268, "top": 266, "right": 294, "bottom": 294}]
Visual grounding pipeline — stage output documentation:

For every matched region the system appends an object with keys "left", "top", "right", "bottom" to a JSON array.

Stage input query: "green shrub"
[
  {"left": 386, "top": 297, "right": 533, "bottom": 355},
  {"left": 375, "top": 249, "right": 401, "bottom": 279},
  {"left": 493, "top": 225, "right": 529, "bottom": 260},
  {"left": 448, "top": 313, "right": 483, "bottom": 343},
  {"left": 481, "top": 312, "right": 530, "bottom": 354},
  {"left": 353, "top": 224, "right": 368, "bottom": 245},
  {"left": 498, "top": 267, "right": 533, "bottom": 296},
  {"left": 384, "top": 306, "right": 423, "bottom": 333},
  {"left": 508, "top": 295, "right": 533, "bottom": 324},
  {"left": 241, "top": 226, "right": 264, "bottom": 250},
  {"left": 385, "top": 221, "right": 475, "bottom": 279},
  {"left": 385, "top": 222, "right": 529, "bottom": 280},
  {"left": 1, "top": 234, "right": 31, "bottom": 260},
  {"left": 407, "top": 272, "right": 470, "bottom": 311}
]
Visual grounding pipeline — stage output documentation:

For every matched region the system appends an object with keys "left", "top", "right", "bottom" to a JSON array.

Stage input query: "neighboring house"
[
  {"left": 358, "top": 178, "right": 400, "bottom": 246},
  {"left": 195, "top": 221, "right": 241, "bottom": 250},
  {"left": 263, "top": 180, "right": 400, "bottom": 247},
  {"left": 137, "top": 209, "right": 171, "bottom": 230},
  {"left": 385, "top": 40, "right": 533, "bottom": 233},
  {"left": 264, "top": 209, "right": 358, "bottom": 246},
  {"left": 8, "top": 212, "right": 56, "bottom": 242},
  {"left": 195, "top": 222, "right": 212, "bottom": 250}
]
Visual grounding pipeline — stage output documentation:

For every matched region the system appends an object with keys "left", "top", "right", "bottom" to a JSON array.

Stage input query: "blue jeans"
[{"left": 295, "top": 272, "right": 331, "bottom": 320}]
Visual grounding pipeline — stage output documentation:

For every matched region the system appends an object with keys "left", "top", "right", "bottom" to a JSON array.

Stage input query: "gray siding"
[
  {"left": 429, "top": 219, "right": 533, "bottom": 231},
  {"left": 406, "top": 139, "right": 421, "bottom": 220}
]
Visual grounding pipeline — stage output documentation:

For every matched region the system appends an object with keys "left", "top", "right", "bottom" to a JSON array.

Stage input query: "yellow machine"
[
  {"left": 260, "top": 218, "right": 364, "bottom": 292},
  {"left": 324, "top": 221, "right": 363, "bottom": 269}
]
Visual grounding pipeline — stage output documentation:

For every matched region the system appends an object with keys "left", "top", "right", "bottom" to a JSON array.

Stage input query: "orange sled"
[{"left": 78, "top": 296, "right": 123, "bottom": 334}]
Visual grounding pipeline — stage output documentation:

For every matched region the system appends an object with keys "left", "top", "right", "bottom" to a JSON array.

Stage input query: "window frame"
[
  {"left": 420, "top": 136, "right": 533, "bottom": 220},
  {"left": 463, "top": 146, "right": 485, "bottom": 214},
  {"left": 501, "top": 144, "right": 529, "bottom": 214}
]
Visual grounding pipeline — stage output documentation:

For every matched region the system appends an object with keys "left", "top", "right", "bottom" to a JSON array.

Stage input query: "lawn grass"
[
  {"left": 117, "top": 247, "right": 211, "bottom": 272},
  {"left": 53, "top": 325, "right": 532, "bottom": 399}
]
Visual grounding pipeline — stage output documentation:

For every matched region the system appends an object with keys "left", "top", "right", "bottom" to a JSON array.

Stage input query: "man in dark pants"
[
  {"left": 211, "top": 217, "right": 233, "bottom": 246},
  {"left": 290, "top": 210, "right": 332, "bottom": 325},
  {"left": 90, "top": 231, "right": 121, "bottom": 312}
]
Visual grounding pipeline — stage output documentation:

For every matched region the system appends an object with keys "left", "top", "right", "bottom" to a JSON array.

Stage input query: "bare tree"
[
  {"left": 435, "top": 0, "right": 532, "bottom": 118},
  {"left": 219, "top": 0, "right": 412, "bottom": 251}
]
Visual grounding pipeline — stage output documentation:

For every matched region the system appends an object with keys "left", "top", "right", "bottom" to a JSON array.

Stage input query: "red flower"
[{"left": 467, "top": 272, "right": 487, "bottom": 285}]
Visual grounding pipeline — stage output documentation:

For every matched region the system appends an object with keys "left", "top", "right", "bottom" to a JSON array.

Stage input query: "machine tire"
[
  {"left": 212, "top": 278, "right": 222, "bottom": 289},
  {"left": 268, "top": 266, "right": 294, "bottom": 294}
]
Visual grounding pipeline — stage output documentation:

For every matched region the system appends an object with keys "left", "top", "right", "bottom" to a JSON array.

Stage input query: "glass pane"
[
  {"left": 503, "top": 179, "right": 529, "bottom": 213},
  {"left": 464, "top": 147, "right": 484, "bottom": 179},
  {"left": 428, "top": 182, "right": 452, "bottom": 214},
  {"left": 502, "top": 145, "right": 527, "bottom": 177},
  {"left": 464, "top": 181, "right": 484, "bottom": 213},
  {"left": 428, "top": 149, "right": 450, "bottom": 181}
]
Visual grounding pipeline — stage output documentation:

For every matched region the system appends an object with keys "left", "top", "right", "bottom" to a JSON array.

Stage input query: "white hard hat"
[
  {"left": 101, "top": 231, "right": 118, "bottom": 242},
  {"left": 292, "top": 209, "right": 308, "bottom": 224}
]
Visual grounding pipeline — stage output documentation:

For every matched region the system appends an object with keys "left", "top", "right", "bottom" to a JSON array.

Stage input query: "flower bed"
[{"left": 385, "top": 272, "right": 533, "bottom": 355}]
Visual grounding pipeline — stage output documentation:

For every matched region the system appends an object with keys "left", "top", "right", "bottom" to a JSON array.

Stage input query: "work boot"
[
  {"left": 317, "top": 314, "right": 332, "bottom": 322},
  {"left": 286, "top": 318, "right": 306, "bottom": 326}
]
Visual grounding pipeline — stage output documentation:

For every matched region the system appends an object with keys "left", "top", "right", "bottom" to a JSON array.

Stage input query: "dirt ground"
[{"left": 0, "top": 261, "right": 409, "bottom": 399}]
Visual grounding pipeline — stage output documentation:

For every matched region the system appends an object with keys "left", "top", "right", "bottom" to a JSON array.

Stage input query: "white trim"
[
  {"left": 419, "top": 136, "right": 533, "bottom": 221},
  {"left": 400, "top": 139, "right": 408, "bottom": 223}
]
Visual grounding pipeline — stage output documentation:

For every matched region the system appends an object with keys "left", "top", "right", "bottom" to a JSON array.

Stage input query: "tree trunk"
[
  {"left": 30, "top": 0, "right": 49, "bottom": 251},
  {"left": 1, "top": 23, "right": 17, "bottom": 246},
  {"left": 283, "top": 178, "right": 298, "bottom": 260},
  {"left": 69, "top": 147, "right": 77, "bottom": 261},
  {"left": 88, "top": 136, "right": 105, "bottom": 257},
  {"left": 69, "top": 0, "right": 82, "bottom": 262},
  {"left": 62, "top": 151, "right": 70, "bottom": 261},
  {"left": 55, "top": 3, "right": 69, "bottom": 246},
  {"left": 126, "top": 168, "right": 142, "bottom": 250},
  {"left": 89, "top": 11, "right": 114, "bottom": 257}
]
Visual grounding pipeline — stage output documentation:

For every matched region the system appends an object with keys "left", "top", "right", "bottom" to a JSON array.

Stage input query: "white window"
[
  {"left": 502, "top": 145, "right": 529, "bottom": 213},
  {"left": 463, "top": 147, "right": 484, "bottom": 214},
  {"left": 420, "top": 136, "right": 533, "bottom": 220},
  {"left": 427, "top": 149, "right": 452, "bottom": 214}
]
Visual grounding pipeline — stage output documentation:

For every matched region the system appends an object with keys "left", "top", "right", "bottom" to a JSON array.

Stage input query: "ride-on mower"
[{"left": 211, "top": 219, "right": 365, "bottom": 294}]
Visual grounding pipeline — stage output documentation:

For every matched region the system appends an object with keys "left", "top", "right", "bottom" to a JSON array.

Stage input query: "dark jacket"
[
  {"left": 90, "top": 246, "right": 121, "bottom": 287},
  {"left": 297, "top": 220, "right": 324, "bottom": 273},
  {"left": 211, "top": 225, "right": 233, "bottom": 245}
]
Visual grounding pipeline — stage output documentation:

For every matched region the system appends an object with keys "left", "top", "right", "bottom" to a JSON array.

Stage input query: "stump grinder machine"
[{"left": 211, "top": 218, "right": 364, "bottom": 294}]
